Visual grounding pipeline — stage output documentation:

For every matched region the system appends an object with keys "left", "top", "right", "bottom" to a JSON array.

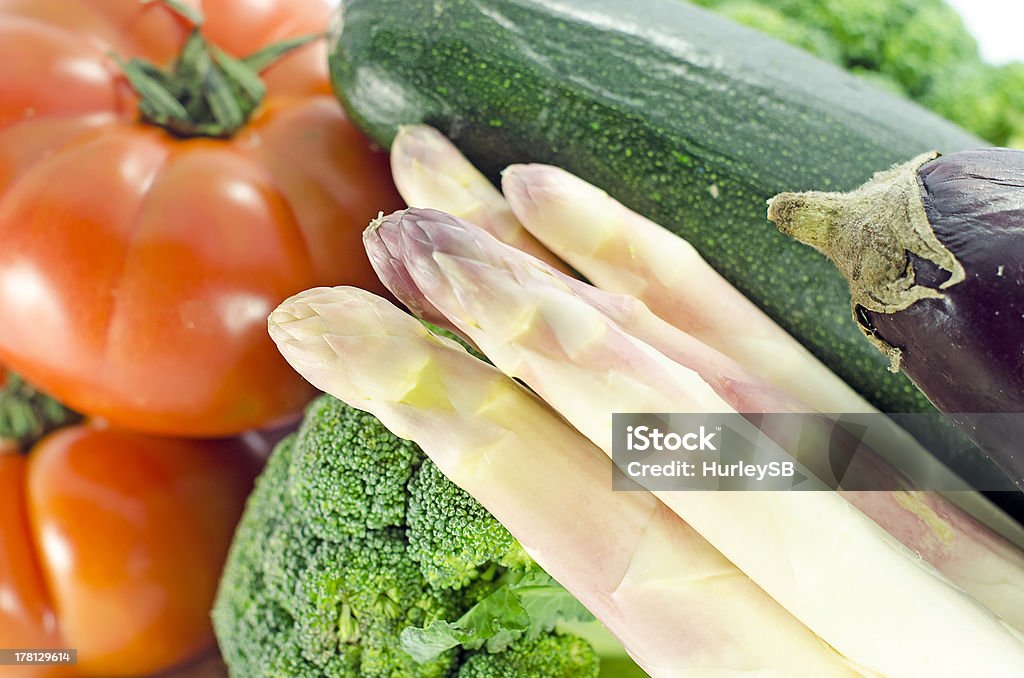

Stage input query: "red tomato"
[
  {"left": 0, "top": 424, "right": 263, "bottom": 676},
  {"left": 0, "top": 0, "right": 402, "bottom": 436}
]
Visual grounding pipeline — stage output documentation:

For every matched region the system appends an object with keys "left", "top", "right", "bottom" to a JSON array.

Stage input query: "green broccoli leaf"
[
  {"left": 400, "top": 572, "right": 593, "bottom": 663},
  {"left": 400, "top": 585, "right": 530, "bottom": 661},
  {"left": 514, "top": 572, "right": 595, "bottom": 640}
]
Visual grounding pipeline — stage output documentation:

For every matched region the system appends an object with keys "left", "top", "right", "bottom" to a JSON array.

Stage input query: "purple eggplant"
[{"left": 768, "top": 148, "right": 1024, "bottom": 489}]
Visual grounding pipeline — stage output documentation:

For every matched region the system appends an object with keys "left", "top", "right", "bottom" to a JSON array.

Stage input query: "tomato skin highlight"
[
  {"left": 0, "top": 0, "right": 403, "bottom": 436},
  {"left": 22, "top": 424, "right": 263, "bottom": 676},
  {"left": 0, "top": 452, "right": 68, "bottom": 678}
]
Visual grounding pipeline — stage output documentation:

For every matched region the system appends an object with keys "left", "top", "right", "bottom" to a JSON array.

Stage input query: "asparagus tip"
[{"left": 391, "top": 124, "right": 447, "bottom": 167}]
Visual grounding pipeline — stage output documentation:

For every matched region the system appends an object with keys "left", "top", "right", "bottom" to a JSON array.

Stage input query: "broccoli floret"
[
  {"left": 213, "top": 435, "right": 317, "bottom": 675},
  {"left": 407, "top": 459, "right": 532, "bottom": 589},
  {"left": 289, "top": 396, "right": 422, "bottom": 540},
  {"left": 458, "top": 633, "right": 600, "bottom": 678},
  {"left": 715, "top": 0, "right": 979, "bottom": 93},
  {"left": 924, "top": 62, "right": 1024, "bottom": 147},
  {"left": 294, "top": 531, "right": 459, "bottom": 677},
  {"left": 213, "top": 395, "right": 602, "bottom": 677},
  {"left": 754, "top": 0, "right": 916, "bottom": 73},
  {"left": 877, "top": 1, "right": 977, "bottom": 98},
  {"left": 695, "top": 0, "right": 1005, "bottom": 143}
]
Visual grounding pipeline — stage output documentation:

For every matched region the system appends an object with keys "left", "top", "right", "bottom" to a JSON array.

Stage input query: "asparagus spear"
[
  {"left": 268, "top": 286, "right": 863, "bottom": 677},
  {"left": 365, "top": 208, "right": 1024, "bottom": 676},
  {"left": 390, "top": 125, "right": 570, "bottom": 274},
  {"left": 500, "top": 162, "right": 873, "bottom": 414}
]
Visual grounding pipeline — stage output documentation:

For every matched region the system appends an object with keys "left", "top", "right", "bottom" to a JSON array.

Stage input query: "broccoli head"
[
  {"left": 407, "top": 458, "right": 534, "bottom": 589},
  {"left": 212, "top": 395, "right": 601, "bottom": 677},
  {"left": 289, "top": 395, "right": 421, "bottom": 540},
  {"left": 693, "top": 0, "right": 1000, "bottom": 143}
]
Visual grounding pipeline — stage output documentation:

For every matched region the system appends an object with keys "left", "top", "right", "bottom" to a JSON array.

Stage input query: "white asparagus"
[
  {"left": 389, "top": 128, "right": 1024, "bottom": 553},
  {"left": 546, "top": 265, "right": 1024, "bottom": 631},
  {"left": 391, "top": 125, "right": 571, "bottom": 273},
  {"left": 268, "top": 286, "right": 865, "bottom": 678},
  {"left": 500, "top": 162, "right": 868, "bottom": 414},
  {"left": 386, "top": 128, "right": 1024, "bottom": 626},
  {"left": 365, "top": 208, "right": 1024, "bottom": 677}
]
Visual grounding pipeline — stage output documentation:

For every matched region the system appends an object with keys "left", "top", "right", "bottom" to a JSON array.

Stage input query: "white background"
[{"left": 946, "top": 0, "right": 1024, "bottom": 64}]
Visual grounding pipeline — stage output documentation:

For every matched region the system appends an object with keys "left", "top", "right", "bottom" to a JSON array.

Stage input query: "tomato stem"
[
  {"left": 0, "top": 373, "right": 80, "bottom": 452},
  {"left": 114, "top": 1, "right": 320, "bottom": 139}
]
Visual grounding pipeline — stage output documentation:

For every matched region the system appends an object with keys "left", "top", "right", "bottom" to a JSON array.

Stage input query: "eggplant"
[{"left": 768, "top": 148, "right": 1024, "bottom": 490}]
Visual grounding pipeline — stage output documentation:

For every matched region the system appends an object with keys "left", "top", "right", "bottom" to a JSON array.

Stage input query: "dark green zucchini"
[{"left": 327, "top": 0, "right": 1017, "bottom": 495}]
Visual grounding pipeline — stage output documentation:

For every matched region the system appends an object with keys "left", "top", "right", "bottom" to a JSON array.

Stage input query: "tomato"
[
  {"left": 0, "top": 424, "right": 263, "bottom": 676},
  {"left": 0, "top": 0, "right": 403, "bottom": 436}
]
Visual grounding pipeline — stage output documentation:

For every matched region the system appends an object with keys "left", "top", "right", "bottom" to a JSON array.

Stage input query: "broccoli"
[
  {"left": 289, "top": 396, "right": 421, "bottom": 539},
  {"left": 458, "top": 633, "right": 600, "bottom": 678},
  {"left": 0, "top": 371, "right": 79, "bottom": 450},
  {"left": 212, "top": 394, "right": 603, "bottom": 677},
  {"left": 691, "top": 0, "right": 1024, "bottom": 147},
  {"left": 876, "top": 1, "right": 977, "bottom": 98},
  {"left": 407, "top": 458, "right": 533, "bottom": 589},
  {"left": 924, "top": 61, "right": 1024, "bottom": 148}
]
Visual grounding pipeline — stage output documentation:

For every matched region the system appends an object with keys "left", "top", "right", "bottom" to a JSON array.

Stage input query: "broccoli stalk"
[{"left": 212, "top": 394, "right": 602, "bottom": 677}]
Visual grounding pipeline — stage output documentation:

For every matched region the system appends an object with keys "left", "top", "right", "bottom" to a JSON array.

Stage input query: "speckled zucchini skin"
[{"left": 328, "top": 0, "right": 1004, "bottom": 485}]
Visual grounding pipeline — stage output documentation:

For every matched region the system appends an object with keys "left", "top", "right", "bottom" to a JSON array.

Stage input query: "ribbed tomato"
[{"left": 0, "top": 0, "right": 402, "bottom": 436}]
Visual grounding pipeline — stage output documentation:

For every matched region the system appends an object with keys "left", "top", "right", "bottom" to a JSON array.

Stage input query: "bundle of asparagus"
[{"left": 269, "top": 125, "right": 1024, "bottom": 676}]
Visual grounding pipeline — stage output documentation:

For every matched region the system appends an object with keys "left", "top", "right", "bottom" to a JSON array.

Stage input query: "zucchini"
[{"left": 327, "top": 0, "right": 1010, "bottom": 492}]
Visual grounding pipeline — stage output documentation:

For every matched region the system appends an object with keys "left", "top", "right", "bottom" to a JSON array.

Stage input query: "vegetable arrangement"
[
  {"left": 2, "top": 0, "right": 1023, "bottom": 675},
  {"left": 769, "top": 148, "right": 1024, "bottom": 489},
  {"left": 388, "top": 126, "right": 1024, "bottom": 547},
  {"left": 326, "top": 0, "right": 1021, "bottom": 497},
  {"left": 0, "top": 0, "right": 401, "bottom": 436},
  {"left": 263, "top": 293, "right": 863, "bottom": 676}
]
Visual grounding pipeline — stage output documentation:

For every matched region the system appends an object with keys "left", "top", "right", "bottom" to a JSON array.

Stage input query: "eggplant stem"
[{"left": 768, "top": 151, "right": 965, "bottom": 358}]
